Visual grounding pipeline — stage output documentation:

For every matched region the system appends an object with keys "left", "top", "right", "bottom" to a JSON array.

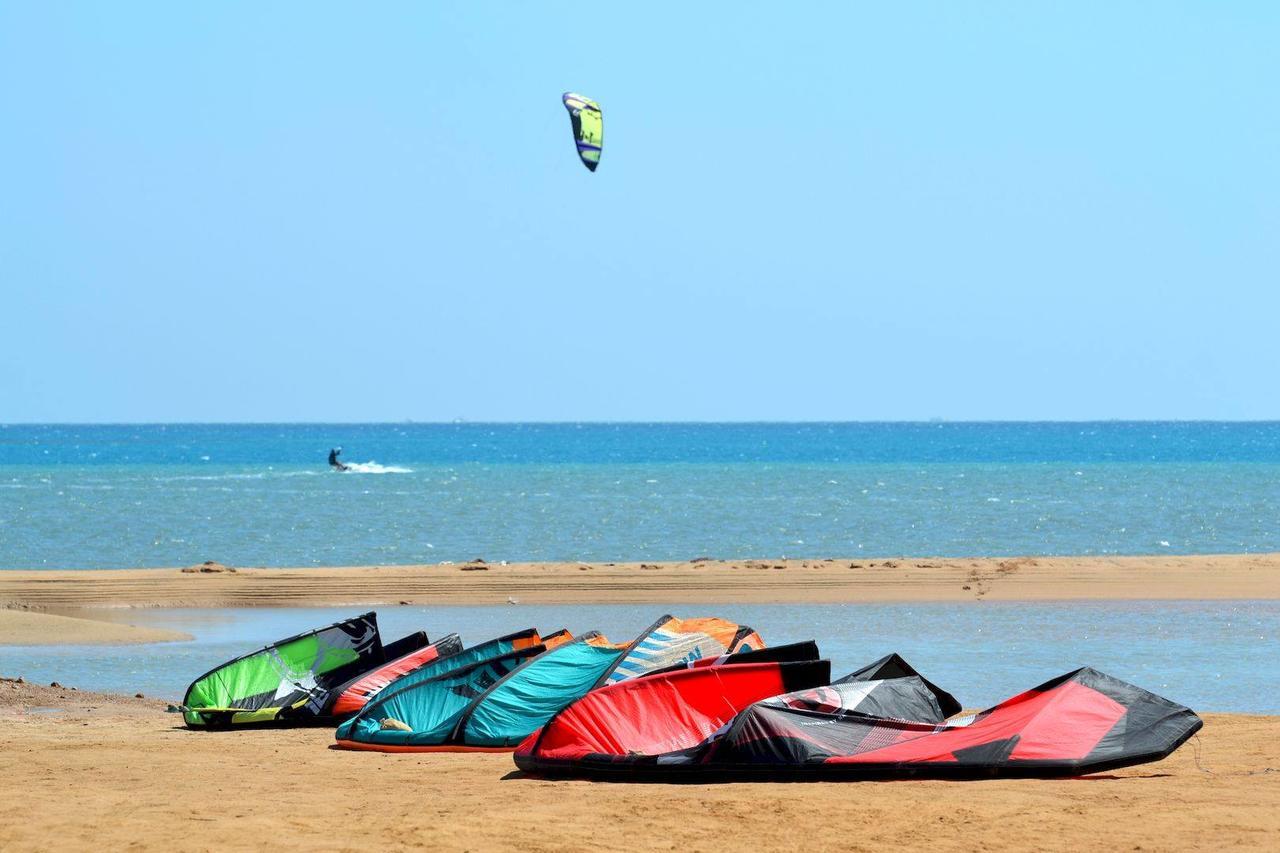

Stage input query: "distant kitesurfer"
[{"left": 328, "top": 448, "right": 349, "bottom": 472}]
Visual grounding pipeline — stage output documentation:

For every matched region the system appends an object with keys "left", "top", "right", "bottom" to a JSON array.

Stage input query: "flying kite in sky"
[{"left": 562, "top": 93, "right": 602, "bottom": 172}]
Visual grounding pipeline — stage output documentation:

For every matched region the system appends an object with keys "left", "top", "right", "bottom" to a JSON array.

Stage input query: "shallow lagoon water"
[{"left": 2, "top": 600, "right": 1275, "bottom": 713}]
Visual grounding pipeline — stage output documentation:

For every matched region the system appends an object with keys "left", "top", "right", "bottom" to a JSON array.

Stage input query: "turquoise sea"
[{"left": 2, "top": 422, "right": 1278, "bottom": 569}]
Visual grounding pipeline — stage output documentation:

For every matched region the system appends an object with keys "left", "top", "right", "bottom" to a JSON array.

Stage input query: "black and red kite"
[{"left": 515, "top": 658, "right": 1202, "bottom": 780}]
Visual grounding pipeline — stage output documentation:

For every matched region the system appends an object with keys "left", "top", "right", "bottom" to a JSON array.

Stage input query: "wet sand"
[
  {"left": 0, "top": 609, "right": 192, "bottom": 645},
  {"left": 1, "top": 553, "right": 1277, "bottom": 612},
  {"left": 0, "top": 682, "right": 1275, "bottom": 852}
]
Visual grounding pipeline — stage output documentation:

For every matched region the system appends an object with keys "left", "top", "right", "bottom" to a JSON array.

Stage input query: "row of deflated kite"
[
  {"left": 179, "top": 610, "right": 1202, "bottom": 780},
  {"left": 179, "top": 611, "right": 763, "bottom": 732}
]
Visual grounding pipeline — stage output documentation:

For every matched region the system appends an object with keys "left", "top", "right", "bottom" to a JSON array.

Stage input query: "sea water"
[
  {"left": 1, "top": 422, "right": 1279, "bottom": 568},
  {"left": 1, "top": 601, "right": 1274, "bottom": 712}
]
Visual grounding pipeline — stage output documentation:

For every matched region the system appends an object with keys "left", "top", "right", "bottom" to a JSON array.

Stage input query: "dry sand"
[
  {"left": 1, "top": 553, "right": 1278, "bottom": 611},
  {"left": 0, "top": 608, "right": 192, "bottom": 645},
  {"left": 0, "top": 682, "right": 1275, "bottom": 853}
]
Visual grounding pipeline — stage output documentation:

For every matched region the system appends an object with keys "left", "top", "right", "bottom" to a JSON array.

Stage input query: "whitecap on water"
[{"left": 341, "top": 462, "right": 413, "bottom": 474}]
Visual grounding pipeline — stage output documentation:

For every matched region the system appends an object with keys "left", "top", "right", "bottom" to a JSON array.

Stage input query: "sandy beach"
[
  {"left": 1, "top": 554, "right": 1277, "bottom": 621},
  {"left": 3, "top": 555, "right": 1276, "bottom": 851},
  {"left": 0, "top": 680, "right": 1274, "bottom": 852}
]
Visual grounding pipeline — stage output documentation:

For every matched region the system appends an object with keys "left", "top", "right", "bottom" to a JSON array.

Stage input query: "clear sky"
[{"left": 2, "top": 2, "right": 1277, "bottom": 422}]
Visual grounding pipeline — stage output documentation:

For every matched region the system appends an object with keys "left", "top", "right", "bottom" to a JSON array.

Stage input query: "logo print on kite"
[{"left": 562, "top": 93, "right": 602, "bottom": 172}]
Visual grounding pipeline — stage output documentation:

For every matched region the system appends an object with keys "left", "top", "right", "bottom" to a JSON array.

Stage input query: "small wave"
[
  {"left": 156, "top": 473, "right": 267, "bottom": 482},
  {"left": 341, "top": 461, "right": 414, "bottom": 474},
  {"left": 156, "top": 470, "right": 322, "bottom": 483}
]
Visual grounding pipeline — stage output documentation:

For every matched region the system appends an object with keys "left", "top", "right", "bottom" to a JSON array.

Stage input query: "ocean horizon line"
[{"left": 6, "top": 418, "right": 1280, "bottom": 427}]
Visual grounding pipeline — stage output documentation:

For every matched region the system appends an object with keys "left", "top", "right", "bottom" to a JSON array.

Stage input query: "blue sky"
[{"left": 2, "top": 3, "right": 1277, "bottom": 422}]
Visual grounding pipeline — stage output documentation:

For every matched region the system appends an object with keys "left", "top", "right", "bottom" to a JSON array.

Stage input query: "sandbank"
[
  {"left": 0, "top": 608, "right": 192, "bottom": 646},
  {"left": 0, "top": 553, "right": 1277, "bottom": 612}
]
